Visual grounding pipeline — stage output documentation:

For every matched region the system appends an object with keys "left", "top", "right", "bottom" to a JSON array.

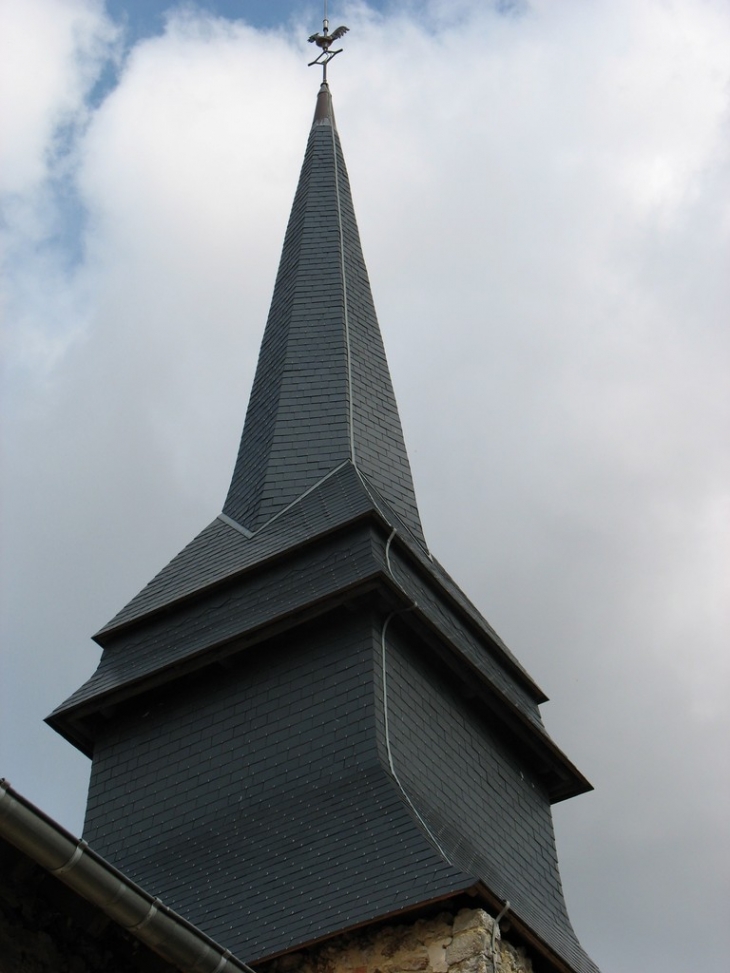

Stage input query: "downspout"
[
  {"left": 0, "top": 779, "right": 256, "bottom": 973},
  {"left": 490, "top": 900, "right": 511, "bottom": 969}
]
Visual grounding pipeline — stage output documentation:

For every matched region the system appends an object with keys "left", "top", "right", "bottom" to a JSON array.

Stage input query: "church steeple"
[
  {"left": 223, "top": 82, "right": 425, "bottom": 546},
  {"left": 49, "top": 71, "right": 600, "bottom": 973}
]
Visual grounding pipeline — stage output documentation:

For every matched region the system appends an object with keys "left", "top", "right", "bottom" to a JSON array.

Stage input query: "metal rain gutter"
[{"left": 0, "top": 779, "right": 254, "bottom": 973}]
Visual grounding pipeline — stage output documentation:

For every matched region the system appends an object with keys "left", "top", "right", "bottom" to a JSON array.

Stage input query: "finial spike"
[{"left": 307, "top": 6, "right": 349, "bottom": 82}]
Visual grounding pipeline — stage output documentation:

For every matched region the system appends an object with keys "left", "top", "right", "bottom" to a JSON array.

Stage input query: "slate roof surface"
[
  {"left": 125, "top": 766, "right": 472, "bottom": 961},
  {"left": 97, "top": 461, "right": 372, "bottom": 635},
  {"left": 95, "top": 457, "right": 545, "bottom": 710},
  {"left": 86, "top": 458, "right": 543, "bottom": 705},
  {"left": 53, "top": 502, "right": 568, "bottom": 781},
  {"left": 54, "top": 527, "right": 381, "bottom": 718}
]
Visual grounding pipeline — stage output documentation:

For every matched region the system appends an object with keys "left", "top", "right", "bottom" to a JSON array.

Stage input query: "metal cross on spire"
[{"left": 307, "top": 0, "right": 349, "bottom": 82}]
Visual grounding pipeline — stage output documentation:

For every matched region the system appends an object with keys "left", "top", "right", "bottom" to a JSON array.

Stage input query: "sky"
[{"left": 1, "top": 1, "right": 729, "bottom": 971}]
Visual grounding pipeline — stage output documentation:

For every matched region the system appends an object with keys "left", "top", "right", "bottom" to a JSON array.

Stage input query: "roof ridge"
[{"left": 228, "top": 459, "right": 352, "bottom": 539}]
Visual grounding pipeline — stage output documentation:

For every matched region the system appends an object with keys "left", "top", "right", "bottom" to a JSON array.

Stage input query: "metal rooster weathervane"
[{"left": 308, "top": 1, "right": 349, "bottom": 83}]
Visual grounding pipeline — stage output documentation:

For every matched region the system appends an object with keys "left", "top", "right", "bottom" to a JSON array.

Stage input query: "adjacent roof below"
[{"left": 0, "top": 780, "right": 249, "bottom": 973}]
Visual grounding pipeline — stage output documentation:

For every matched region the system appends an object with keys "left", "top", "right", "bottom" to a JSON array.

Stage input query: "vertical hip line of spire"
[{"left": 329, "top": 104, "right": 356, "bottom": 465}]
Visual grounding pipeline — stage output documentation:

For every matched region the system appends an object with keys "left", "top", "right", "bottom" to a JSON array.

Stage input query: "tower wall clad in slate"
[
  {"left": 83, "top": 607, "right": 467, "bottom": 962},
  {"left": 378, "top": 621, "right": 586, "bottom": 968}
]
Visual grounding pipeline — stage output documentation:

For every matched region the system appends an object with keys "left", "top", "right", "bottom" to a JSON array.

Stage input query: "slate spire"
[
  {"left": 223, "top": 82, "right": 426, "bottom": 546},
  {"left": 49, "top": 76, "right": 600, "bottom": 973}
]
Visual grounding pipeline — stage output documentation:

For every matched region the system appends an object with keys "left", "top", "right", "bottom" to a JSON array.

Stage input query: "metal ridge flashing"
[
  {"left": 93, "top": 496, "right": 378, "bottom": 643},
  {"left": 0, "top": 779, "right": 255, "bottom": 973}
]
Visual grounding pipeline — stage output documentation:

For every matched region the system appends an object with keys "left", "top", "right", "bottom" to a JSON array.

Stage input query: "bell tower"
[{"left": 48, "top": 41, "right": 600, "bottom": 973}]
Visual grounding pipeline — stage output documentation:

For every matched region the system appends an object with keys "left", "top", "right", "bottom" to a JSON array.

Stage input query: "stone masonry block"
[
  {"left": 452, "top": 909, "right": 493, "bottom": 936},
  {"left": 448, "top": 956, "right": 489, "bottom": 973},
  {"left": 427, "top": 940, "right": 449, "bottom": 973},
  {"left": 266, "top": 908, "right": 533, "bottom": 973},
  {"left": 445, "top": 929, "right": 489, "bottom": 966}
]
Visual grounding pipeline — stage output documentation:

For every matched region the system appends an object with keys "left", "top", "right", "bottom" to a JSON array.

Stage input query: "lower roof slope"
[
  {"left": 50, "top": 462, "right": 592, "bottom": 809},
  {"left": 0, "top": 781, "right": 251, "bottom": 973}
]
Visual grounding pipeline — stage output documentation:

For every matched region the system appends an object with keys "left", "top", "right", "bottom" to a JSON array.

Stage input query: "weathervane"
[{"left": 308, "top": 1, "right": 349, "bottom": 83}]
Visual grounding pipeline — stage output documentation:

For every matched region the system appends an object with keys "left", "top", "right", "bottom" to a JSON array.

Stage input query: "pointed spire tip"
[{"left": 313, "top": 81, "right": 335, "bottom": 127}]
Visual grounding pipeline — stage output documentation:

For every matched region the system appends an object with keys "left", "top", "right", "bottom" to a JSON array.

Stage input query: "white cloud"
[
  {"left": 0, "top": 0, "right": 114, "bottom": 196},
  {"left": 2, "top": 2, "right": 729, "bottom": 971},
  {"left": 0, "top": 0, "right": 119, "bottom": 384}
]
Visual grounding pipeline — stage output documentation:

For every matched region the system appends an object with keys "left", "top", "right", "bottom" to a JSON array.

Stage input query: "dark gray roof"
[
  {"left": 54, "top": 523, "right": 384, "bottom": 721},
  {"left": 223, "top": 83, "right": 425, "bottom": 546},
  {"left": 90, "top": 459, "right": 545, "bottom": 710},
  {"left": 95, "top": 453, "right": 541, "bottom": 696},
  {"left": 97, "top": 461, "right": 374, "bottom": 636}
]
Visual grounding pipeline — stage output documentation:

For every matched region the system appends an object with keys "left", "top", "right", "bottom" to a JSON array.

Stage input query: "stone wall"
[{"left": 269, "top": 908, "right": 533, "bottom": 973}]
